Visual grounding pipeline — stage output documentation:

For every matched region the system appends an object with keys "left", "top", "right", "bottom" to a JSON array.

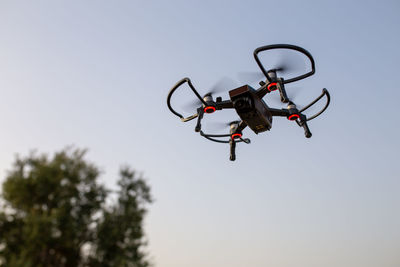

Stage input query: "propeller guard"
[
  {"left": 167, "top": 77, "right": 207, "bottom": 122},
  {"left": 299, "top": 88, "right": 330, "bottom": 121},
  {"left": 253, "top": 44, "right": 316, "bottom": 84},
  {"left": 199, "top": 131, "right": 250, "bottom": 144}
]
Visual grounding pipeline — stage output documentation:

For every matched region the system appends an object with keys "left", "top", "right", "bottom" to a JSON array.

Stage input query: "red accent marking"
[
  {"left": 204, "top": 106, "right": 216, "bottom": 113},
  {"left": 267, "top": 82, "right": 278, "bottom": 91},
  {"left": 231, "top": 133, "right": 242, "bottom": 139},
  {"left": 288, "top": 114, "right": 300, "bottom": 121}
]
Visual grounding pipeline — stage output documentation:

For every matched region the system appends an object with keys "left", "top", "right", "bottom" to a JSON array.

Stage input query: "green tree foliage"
[{"left": 0, "top": 148, "right": 152, "bottom": 267}]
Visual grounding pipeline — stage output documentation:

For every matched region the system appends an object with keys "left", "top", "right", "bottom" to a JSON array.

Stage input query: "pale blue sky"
[{"left": 0, "top": 1, "right": 399, "bottom": 266}]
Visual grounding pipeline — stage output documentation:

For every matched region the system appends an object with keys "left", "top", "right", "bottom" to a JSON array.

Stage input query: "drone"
[{"left": 167, "top": 44, "right": 330, "bottom": 161}]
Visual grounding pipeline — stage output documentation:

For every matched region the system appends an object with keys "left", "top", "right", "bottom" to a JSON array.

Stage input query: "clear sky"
[{"left": 1, "top": 1, "right": 399, "bottom": 266}]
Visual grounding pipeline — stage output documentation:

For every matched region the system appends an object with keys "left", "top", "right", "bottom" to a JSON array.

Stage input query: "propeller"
[
  {"left": 285, "top": 86, "right": 303, "bottom": 103},
  {"left": 182, "top": 77, "right": 237, "bottom": 111},
  {"left": 206, "top": 120, "right": 241, "bottom": 131},
  {"left": 237, "top": 71, "right": 265, "bottom": 84},
  {"left": 272, "top": 51, "right": 306, "bottom": 73},
  {"left": 284, "top": 91, "right": 306, "bottom": 111},
  {"left": 264, "top": 85, "right": 304, "bottom": 109},
  {"left": 238, "top": 50, "right": 307, "bottom": 83}
]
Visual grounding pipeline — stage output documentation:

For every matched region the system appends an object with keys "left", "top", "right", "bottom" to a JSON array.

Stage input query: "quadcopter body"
[
  {"left": 167, "top": 44, "right": 330, "bottom": 161},
  {"left": 229, "top": 84, "right": 273, "bottom": 134}
]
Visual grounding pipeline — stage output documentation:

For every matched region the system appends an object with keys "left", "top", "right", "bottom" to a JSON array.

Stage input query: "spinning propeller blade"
[
  {"left": 285, "top": 86, "right": 308, "bottom": 110},
  {"left": 238, "top": 51, "right": 307, "bottom": 83},
  {"left": 206, "top": 120, "right": 241, "bottom": 131},
  {"left": 237, "top": 71, "right": 265, "bottom": 84},
  {"left": 182, "top": 77, "right": 237, "bottom": 111},
  {"left": 264, "top": 85, "right": 304, "bottom": 109},
  {"left": 272, "top": 51, "right": 306, "bottom": 73}
]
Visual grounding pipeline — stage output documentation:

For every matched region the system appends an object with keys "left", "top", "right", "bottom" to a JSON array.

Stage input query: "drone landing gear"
[
  {"left": 229, "top": 135, "right": 251, "bottom": 161},
  {"left": 195, "top": 107, "right": 204, "bottom": 132},
  {"left": 298, "top": 115, "right": 312, "bottom": 138},
  {"left": 229, "top": 139, "right": 236, "bottom": 161}
]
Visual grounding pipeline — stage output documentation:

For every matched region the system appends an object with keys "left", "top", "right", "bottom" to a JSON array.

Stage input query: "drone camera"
[
  {"left": 233, "top": 97, "right": 252, "bottom": 111},
  {"left": 229, "top": 85, "right": 255, "bottom": 111}
]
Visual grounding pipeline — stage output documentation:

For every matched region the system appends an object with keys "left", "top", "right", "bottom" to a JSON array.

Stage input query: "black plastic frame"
[
  {"left": 200, "top": 131, "right": 250, "bottom": 144},
  {"left": 167, "top": 77, "right": 206, "bottom": 121},
  {"left": 299, "top": 88, "right": 330, "bottom": 121},
  {"left": 254, "top": 44, "right": 316, "bottom": 84}
]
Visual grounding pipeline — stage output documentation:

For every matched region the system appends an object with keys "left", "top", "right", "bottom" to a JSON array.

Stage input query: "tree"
[{"left": 0, "top": 148, "right": 152, "bottom": 267}]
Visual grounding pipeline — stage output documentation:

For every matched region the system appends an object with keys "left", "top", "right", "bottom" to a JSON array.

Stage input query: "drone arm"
[
  {"left": 270, "top": 108, "right": 312, "bottom": 138},
  {"left": 255, "top": 84, "right": 269, "bottom": 99},
  {"left": 256, "top": 80, "right": 289, "bottom": 103},
  {"left": 270, "top": 108, "right": 290, "bottom": 117},
  {"left": 237, "top": 121, "right": 248, "bottom": 132},
  {"left": 215, "top": 99, "right": 234, "bottom": 110}
]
